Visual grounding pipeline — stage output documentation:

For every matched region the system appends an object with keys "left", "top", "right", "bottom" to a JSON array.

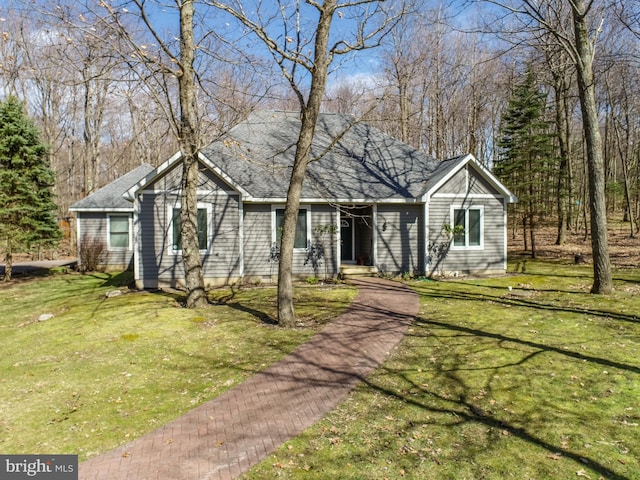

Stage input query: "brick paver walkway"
[{"left": 79, "top": 277, "right": 419, "bottom": 480}]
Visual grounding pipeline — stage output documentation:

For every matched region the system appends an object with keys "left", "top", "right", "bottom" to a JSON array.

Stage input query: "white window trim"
[
  {"left": 272, "top": 205, "right": 311, "bottom": 250},
  {"left": 449, "top": 205, "right": 484, "bottom": 250},
  {"left": 168, "top": 203, "right": 212, "bottom": 255},
  {"left": 107, "top": 214, "right": 132, "bottom": 251}
]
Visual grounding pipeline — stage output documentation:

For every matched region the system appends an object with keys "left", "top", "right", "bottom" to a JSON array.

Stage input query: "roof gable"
[{"left": 423, "top": 154, "right": 517, "bottom": 203}]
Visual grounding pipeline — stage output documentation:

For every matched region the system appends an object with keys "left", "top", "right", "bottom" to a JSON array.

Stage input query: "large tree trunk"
[
  {"left": 277, "top": 1, "right": 336, "bottom": 327},
  {"left": 552, "top": 68, "right": 571, "bottom": 245},
  {"left": 178, "top": 0, "right": 207, "bottom": 308},
  {"left": 571, "top": 0, "right": 612, "bottom": 294}
]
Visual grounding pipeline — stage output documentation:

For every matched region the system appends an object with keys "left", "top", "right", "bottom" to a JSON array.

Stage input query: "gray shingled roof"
[
  {"left": 201, "top": 111, "right": 443, "bottom": 201},
  {"left": 70, "top": 163, "right": 155, "bottom": 211}
]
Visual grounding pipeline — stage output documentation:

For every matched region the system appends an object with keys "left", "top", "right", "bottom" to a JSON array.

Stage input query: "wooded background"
[{"left": 1, "top": 0, "right": 638, "bottom": 252}]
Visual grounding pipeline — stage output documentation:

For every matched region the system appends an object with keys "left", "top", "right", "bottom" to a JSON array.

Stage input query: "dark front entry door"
[{"left": 340, "top": 217, "right": 354, "bottom": 261}]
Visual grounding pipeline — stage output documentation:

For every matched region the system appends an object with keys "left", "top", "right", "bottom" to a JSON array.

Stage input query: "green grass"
[
  {"left": 243, "top": 260, "right": 640, "bottom": 480},
  {"left": 0, "top": 271, "right": 356, "bottom": 460}
]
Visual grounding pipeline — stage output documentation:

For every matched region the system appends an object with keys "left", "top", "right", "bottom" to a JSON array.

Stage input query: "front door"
[{"left": 340, "top": 217, "right": 354, "bottom": 262}]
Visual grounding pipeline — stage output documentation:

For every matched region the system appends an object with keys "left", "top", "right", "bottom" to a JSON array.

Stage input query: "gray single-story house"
[{"left": 71, "top": 111, "right": 516, "bottom": 289}]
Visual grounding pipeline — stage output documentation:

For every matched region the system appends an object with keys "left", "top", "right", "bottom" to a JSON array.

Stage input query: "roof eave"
[{"left": 69, "top": 207, "right": 134, "bottom": 213}]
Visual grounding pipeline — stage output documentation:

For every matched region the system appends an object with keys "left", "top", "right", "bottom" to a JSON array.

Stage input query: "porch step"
[{"left": 340, "top": 265, "right": 378, "bottom": 278}]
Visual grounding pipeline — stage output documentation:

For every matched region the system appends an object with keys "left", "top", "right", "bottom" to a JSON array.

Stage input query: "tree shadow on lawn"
[
  {"left": 355, "top": 313, "right": 637, "bottom": 480},
  {"left": 363, "top": 357, "right": 632, "bottom": 479},
  {"left": 415, "top": 281, "right": 640, "bottom": 325},
  {"left": 510, "top": 258, "right": 640, "bottom": 286}
]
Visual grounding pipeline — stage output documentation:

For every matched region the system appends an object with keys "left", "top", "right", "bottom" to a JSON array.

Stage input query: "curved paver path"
[{"left": 79, "top": 277, "right": 419, "bottom": 480}]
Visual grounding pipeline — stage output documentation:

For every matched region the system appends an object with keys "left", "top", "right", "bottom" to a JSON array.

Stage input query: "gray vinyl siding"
[
  {"left": 242, "top": 204, "right": 339, "bottom": 279},
  {"left": 376, "top": 204, "right": 424, "bottom": 275},
  {"left": 138, "top": 190, "right": 241, "bottom": 286},
  {"left": 243, "top": 204, "right": 276, "bottom": 277},
  {"left": 435, "top": 168, "right": 467, "bottom": 194},
  {"left": 427, "top": 164, "right": 507, "bottom": 274},
  {"left": 77, "top": 212, "right": 134, "bottom": 268},
  {"left": 469, "top": 172, "right": 500, "bottom": 196},
  {"left": 428, "top": 196, "right": 505, "bottom": 273}
]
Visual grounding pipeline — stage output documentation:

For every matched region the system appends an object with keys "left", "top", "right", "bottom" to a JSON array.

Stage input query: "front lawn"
[
  {"left": 0, "top": 271, "right": 356, "bottom": 460},
  {"left": 244, "top": 260, "right": 639, "bottom": 479}
]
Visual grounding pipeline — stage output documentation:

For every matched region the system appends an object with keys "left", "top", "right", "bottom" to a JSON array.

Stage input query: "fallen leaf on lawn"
[
  {"left": 576, "top": 469, "right": 590, "bottom": 478},
  {"left": 547, "top": 453, "right": 562, "bottom": 461}
]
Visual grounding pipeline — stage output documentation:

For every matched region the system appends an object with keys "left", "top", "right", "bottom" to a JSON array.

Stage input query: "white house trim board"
[
  {"left": 431, "top": 193, "right": 504, "bottom": 200},
  {"left": 69, "top": 207, "right": 133, "bottom": 213},
  {"left": 75, "top": 214, "right": 82, "bottom": 266},
  {"left": 125, "top": 151, "right": 183, "bottom": 201},
  {"left": 420, "top": 155, "right": 469, "bottom": 202},
  {"left": 133, "top": 196, "right": 142, "bottom": 284},
  {"left": 198, "top": 152, "right": 252, "bottom": 198},
  {"left": 139, "top": 189, "right": 238, "bottom": 197},
  {"left": 238, "top": 197, "right": 245, "bottom": 278},
  {"left": 424, "top": 200, "right": 430, "bottom": 271},
  {"left": 334, "top": 205, "right": 342, "bottom": 264},
  {"left": 246, "top": 197, "right": 417, "bottom": 204},
  {"left": 503, "top": 201, "right": 508, "bottom": 271}
]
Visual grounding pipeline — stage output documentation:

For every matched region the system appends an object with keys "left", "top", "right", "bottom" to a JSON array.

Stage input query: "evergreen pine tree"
[
  {"left": 496, "top": 67, "right": 557, "bottom": 258},
  {"left": 0, "top": 96, "right": 61, "bottom": 281}
]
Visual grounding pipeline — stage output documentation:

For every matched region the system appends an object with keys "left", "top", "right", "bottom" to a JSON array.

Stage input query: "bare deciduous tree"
[
  {"left": 482, "top": 0, "right": 613, "bottom": 293},
  {"left": 209, "top": 0, "right": 406, "bottom": 326}
]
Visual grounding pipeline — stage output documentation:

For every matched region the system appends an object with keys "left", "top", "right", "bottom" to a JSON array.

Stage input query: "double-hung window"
[
  {"left": 274, "top": 208, "right": 308, "bottom": 249},
  {"left": 172, "top": 207, "right": 209, "bottom": 252},
  {"left": 452, "top": 206, "right": 483, "bottom": 248},
  {"left": 108, "top": 215, "right": 130, "bottom": 250}
]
